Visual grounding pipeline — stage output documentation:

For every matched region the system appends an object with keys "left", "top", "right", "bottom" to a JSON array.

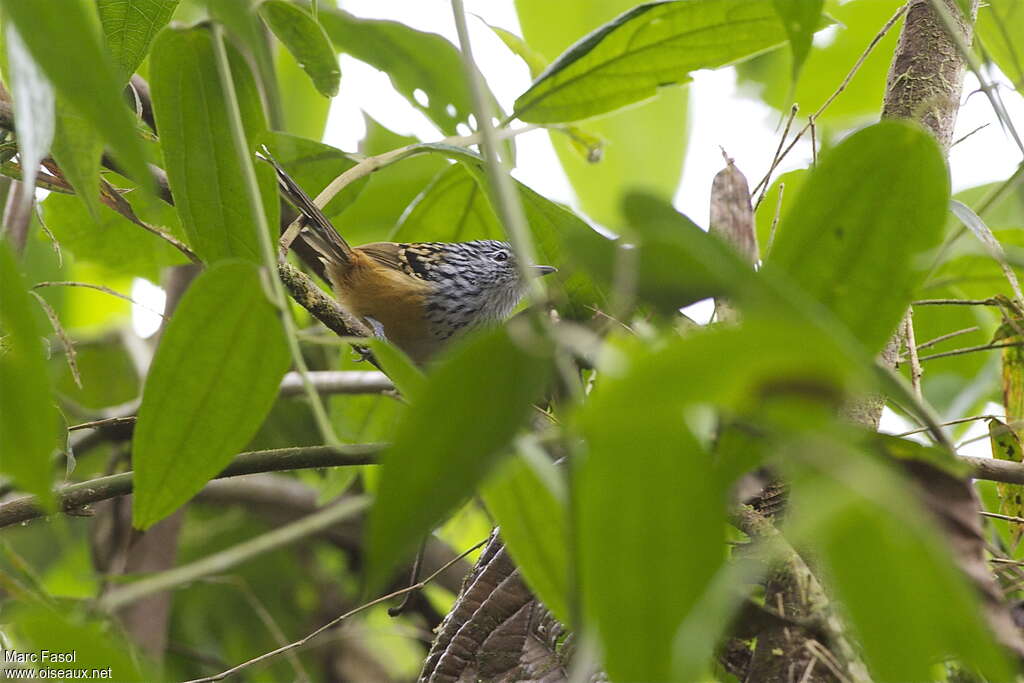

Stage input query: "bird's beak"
[{"left": 532, "top": 265, "right": 557, "bottom": 277}]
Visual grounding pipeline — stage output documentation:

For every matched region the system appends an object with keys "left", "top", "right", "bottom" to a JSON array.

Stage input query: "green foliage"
[
  {"left": 0, "top": 240, "right": 57, "bottom": 509},
  {"left": 0, "top": 0, "right": 151, "bottom": 191},
  {"left": 318, "top": 8, "right": 478, "bottom": 135},
  {"left": 97, "top": 0, "right": 179, "bottom": 83},
  {"left": 259, "top": 0, "right": 340, "bottom": 98},
  {"left": 42, "top": 186, "right": 187, "bottom": 280},
  {"left": 150, "top": 25, "right": 271, "bottom": 264},
  {"left": 132, "top": 261, "right": 290, "bottom": 529},
  {"left": 481, "top": 443, "right": 570, "bottom": 623},
  {"left": 765, "top": 121, "right": 949, "bottom": 353},
  {"left": 516, "top": 0, "right": 689, "bottom": 228},
  {"left": 789, "top": 450, "right": 1013, "bottom": 680},
  {"left": 771, "top": 0, "right": 825, "bottom": 82},
  {"left": 3, "top": 1, "right": 1023, "bottom": 679},
  {"left": 367, "top": 325, "right": 552, "bottom": 590},
  {"left": 514, "top": 0, "right": 799, "bottom": 124}
]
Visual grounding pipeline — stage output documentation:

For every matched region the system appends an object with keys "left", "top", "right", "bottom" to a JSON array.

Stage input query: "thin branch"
[
  {"left": 28, "top": 291, "right": 80, "bottom": 388},
  {"left": 981, "top": 511, "right": 1024, "bottom": 525},
  {"left": 891, "top": 413, "right": 1007, "bottom": 437},
  {"left": 182, "top": 537, "right": 488, "bottom": 683},
  {"left": 0, "top": 445, "right": 380, "bottom": 529},
  {"left": 750, "top": 3, "right": 909, "bottom": 200},
  {"left": 32, "top": 281, "right": 168, "bottom": 320},
  {"left": 902, "top": 311, "right": 923, "bottom": 398},
  {"left": 913, "top": 298, "right": 1000, "bottom": 306},
  {"left": 755, "top": 104, "right": 798, "bottom": 209},
  {"left": 914, "top": 325, "right": 979, "bottom": 351},
  {"left": 97, "top": 496, "right": 372, "bottom": 612},
  {"left": 278, "top": 370, "right": 393, "bottom": 397},
  {"left": 918, "top": 340, "right": 1024, "bottom": 363}
]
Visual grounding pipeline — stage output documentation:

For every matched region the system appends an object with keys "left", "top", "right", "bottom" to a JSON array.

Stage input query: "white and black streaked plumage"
[{"left": 263, "top": 148, "right": 555, "bottom": 362}]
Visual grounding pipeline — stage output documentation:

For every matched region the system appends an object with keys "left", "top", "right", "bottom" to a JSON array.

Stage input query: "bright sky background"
[{"left": 134, "top": 0, "right": 1024, "bottom": 456}]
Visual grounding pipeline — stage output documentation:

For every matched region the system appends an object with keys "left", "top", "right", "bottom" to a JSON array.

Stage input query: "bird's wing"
[{"left": 357, "top": 242, "right": 406, "bottom": 271}]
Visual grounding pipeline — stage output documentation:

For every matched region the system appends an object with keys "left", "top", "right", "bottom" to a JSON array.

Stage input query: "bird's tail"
[{"left": 259, "top": 146, "right": 352, "bottom": 267}]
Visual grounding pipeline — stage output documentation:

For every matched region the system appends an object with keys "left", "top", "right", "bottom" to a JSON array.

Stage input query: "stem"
[
  {"left": 98, "top": 496, "right": 371, "bottom": 612},
  {"left": 450, "top": 0, "right": 543, "bottom": 303},
  {"left": 211, "top": 26, "right": 340, "bottom": 447},
  {"left": 0, "top": 445, "right": 380, "bottom": 529}
]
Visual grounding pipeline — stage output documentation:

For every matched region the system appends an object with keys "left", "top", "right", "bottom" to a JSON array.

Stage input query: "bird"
[{"left": 263, "top": 150, "right": 557, "bottom": 363}]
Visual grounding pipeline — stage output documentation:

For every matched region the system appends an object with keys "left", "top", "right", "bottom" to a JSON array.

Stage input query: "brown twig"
[
  {"left": 0, "top": 445, "right": 381, "bottom": 529},
  {"left": 750, "top": 3, "right": 909, "bottom": 200},
  {"left": 182, "top": 537, "right": 489, "bottom": 683}
]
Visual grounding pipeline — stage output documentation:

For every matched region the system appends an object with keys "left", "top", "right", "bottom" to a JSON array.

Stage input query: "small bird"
[{"left": 265, "top": 152, "right": 556, "bottom": 363}]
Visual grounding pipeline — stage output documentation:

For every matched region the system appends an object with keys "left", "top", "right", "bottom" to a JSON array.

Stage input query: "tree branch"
[{"left": 0, "top": 445, "right": 380, "bottom": 529}]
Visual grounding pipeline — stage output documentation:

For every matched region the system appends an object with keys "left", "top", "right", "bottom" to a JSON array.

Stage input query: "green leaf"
[
  {"left": 0, "top": 240, "right": 57, "bottom": 510},
  {"left": 737, "top": 0, "right": 905, "bottom": 127},
  {"left": 367, "top": 339, "right": 425, "bottom": 402},
  {"left": 771, "top": 0, "right": 825, "bottom": 82},
  {"left": 392, "top": 163, "right": 494, "bottom": 242},
  {"left": 485, "top": 22, "right": 548, "bottom": 78},
  {"left": 207, "top": 0, "right": 283, "bottom": 128},
  {"left": 42, "top": 179, "right": 187, "bottom": 280},
  {"left": 51, "top": 101, "right": 103, "bottom": 219},
  {"left": 5, "top": 24, "right": 54, "bottom": 211},
  {"left": 978, "top": 1, "right": 1024, "bottom": 92},
  {"left": 259, "top": 0, "right": 340, "bottom": 98},
  {"left": 0, "top": 0, "right": 152, "bottom": 193},
  {"left": 764, "top": 120, "right": 949, "bottom": 354},
  {"left": 366, "top": 325, "right": 551, "bottom": 590},
  {"left": 11, "top": 603, "right": 148, "bottom": 681},
  {"left": 516, "top": 0, "right": 688, "bottom": 228},
  {"left": 788, "top": 448, "right": 1013, "bottom": 681},
  {"left": 482, "top": 441, "right": 570, "bottom": 624},
  {"left": 513, "top": 0, "right": 795, "bottom": 124},
  {"left": 150, "top": 24, "right": 269, "bottom": 264},
  {"left": 318, "top": 8, "right": 477, "bottom": 135},
  {"left": 260, "top": 131, "right": 365, "bottom": 218},
  {"left": 275, "top": 41, "right": 332, "bottom": 140},
  {"left": 97, "top": 0, "right": 180, "bottom": 83},
  {"left": 132, "top": 261, "right": 290, "bottom": 529}
]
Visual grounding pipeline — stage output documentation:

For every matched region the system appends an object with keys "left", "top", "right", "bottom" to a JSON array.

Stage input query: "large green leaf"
[
  {"left": 575, "top": 319, "right": 864, "bottom": 680},
  {"left": 481, "top": 443, "right": 570, "bottom": 624},
  {"left": 366, "top": 325, "right": 551, "bottom": 591},
  {"left": 0, "top": 0, "right": 151, "bottom": 192},
  {"left": 764, "top": 120, "right": 949, "bottom": 354},
  {"left": 516, "top": 0, "right": 687, "bottom": 229},
  {"left": 318, "top": 8, "right": 476, "bottom": 135},
  {"left": 513, "top": 0, "right": 795, "bottom": 124},
  {"left": 0, "top": 241, "right": 57, "bottom": 509},
  {"left": 97, "top": 0, "right": 180, "bottom": 83},
  {"left": 150, "top": 24, "right": 270, "bottom": 264},
  {"left": 788, "top": 446, "right": 1012, "bottom": 681},
  {"left": 132, "top": 261, "right": 290, "bottom": 529},
  {"left": 259, "top": 0, "right": 339, "bottom": 98}
]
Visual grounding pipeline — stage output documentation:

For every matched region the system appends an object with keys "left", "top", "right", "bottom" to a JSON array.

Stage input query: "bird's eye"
[{"left": 492, "top": 250, "right": 509, "bottom": 263}]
